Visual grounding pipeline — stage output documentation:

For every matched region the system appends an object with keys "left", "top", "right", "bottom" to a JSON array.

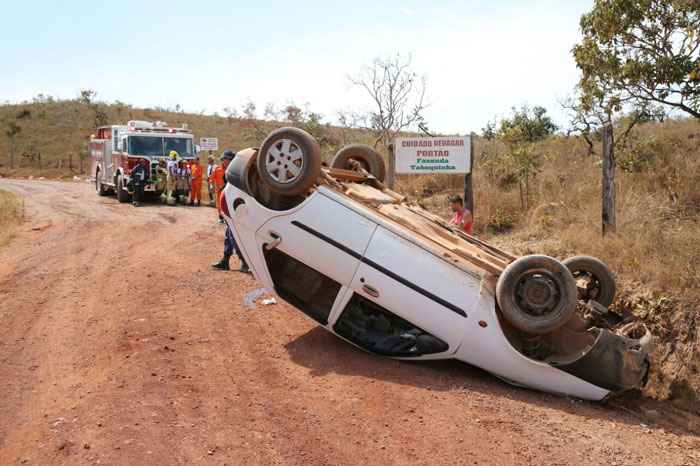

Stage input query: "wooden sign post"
[
  {"left": 463, "top": 133, "right": 475, "bottom": 216},
  {"left": 602, "top": 125, "right": 616, "bottom": 235}
]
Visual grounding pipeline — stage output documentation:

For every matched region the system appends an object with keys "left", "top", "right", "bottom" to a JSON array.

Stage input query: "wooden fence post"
[
  {"left": 602, "top": 124, "right": 616, "bottom": 235},
  {"left": 463, "top": 133, "right": 475, "bottom": 216},
  {"left": 387, "top": 142, "right": 396, "bottom": 189}
]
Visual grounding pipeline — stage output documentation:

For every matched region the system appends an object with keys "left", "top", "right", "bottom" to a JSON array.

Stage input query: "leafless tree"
[
  {"left": 241, "top": 100, "right": 257, "bottom": 120},
  {"left": 349, "top": 53, "right": 427, "bottom": 186},
  {"left": 350, "top": 53, "right": 427, "bottom": 147}
]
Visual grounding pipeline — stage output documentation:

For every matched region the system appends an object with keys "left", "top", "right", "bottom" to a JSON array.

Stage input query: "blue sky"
[{"left": 1, "top": 0, "right": 593, "bottom": 133}]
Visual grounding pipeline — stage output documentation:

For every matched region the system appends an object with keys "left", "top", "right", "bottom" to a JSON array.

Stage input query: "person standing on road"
[
  {"left": 156, "top": 159, "right": 167, "bottom": 201},
  {"left": 206, "top": 154, "right": 217, "bottom": 207},
  {"left": 189, "top": 158, "right": 203, "bottom": 206},
  {"left": 211, "top": 152, "right": 229, "bottom": 223},
  {"left": 130, "top": 159, "right": 150, "bottom": 207},
  {"left": 212, "top": 150, "right": 249, "bottom": 273},
  {"left": 448, "top": 195, "right": 473, "bottom": 235},
  {"left": 175, "top": 159, "right": 191, "bottom": 204},
  {"left": 166, "top": 151, "right": 179, "bottom": 205}
]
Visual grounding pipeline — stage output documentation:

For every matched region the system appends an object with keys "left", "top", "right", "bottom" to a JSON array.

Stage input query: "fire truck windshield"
[
  {"left": 127, "top": 136, "right": 193, "bottom": 157},
  {"left": 163, "top": 137, "right": 193, "bottom": 157}
]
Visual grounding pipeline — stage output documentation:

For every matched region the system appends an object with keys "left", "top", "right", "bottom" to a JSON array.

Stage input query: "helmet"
[
  {"left": 220, "top": 149, "right": 235, "bottom": 162},
  {"left": 169, "top": 151, "right": 179, "bottom": 159}
]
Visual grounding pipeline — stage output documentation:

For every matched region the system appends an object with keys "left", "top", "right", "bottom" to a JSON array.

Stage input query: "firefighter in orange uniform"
[
  {"left": 189, "top": 159, "right": 203, "bottom": 206},
  {"left": 212, "top": 150, "right": 232, "bottom": 223}
]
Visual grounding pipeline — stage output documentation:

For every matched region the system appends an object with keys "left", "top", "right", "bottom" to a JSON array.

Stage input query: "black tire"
[
  {"left": 562, "top": 256, "right": 616, "bottom": 308},
  {"left": 95, "top": 170, "right": 109, "bottom": 196},
  {"left": 330, "top": 144, "right": 386, "bottom": 182},
  {"left": 496, "top": 255, "right": 578, "bottom": 335},
  {"left": 256, "top": 127, "right": 321, "bottom": 197},
  {"left": 116, "top": 173, "right": 131, "bottom": 203}
]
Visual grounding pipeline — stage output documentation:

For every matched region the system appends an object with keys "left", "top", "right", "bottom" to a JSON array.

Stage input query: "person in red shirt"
[{"left": 449, "top": 195, "right": 473, "bottom": 235}]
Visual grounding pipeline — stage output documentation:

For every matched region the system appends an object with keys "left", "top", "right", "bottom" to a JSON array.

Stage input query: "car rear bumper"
[{"left": 552, "top": 328, "right": 651, "bottom": 393}]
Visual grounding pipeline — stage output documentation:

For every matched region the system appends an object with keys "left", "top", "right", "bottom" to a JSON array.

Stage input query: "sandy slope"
[{"left": 0, "top": 179, "right": 697, "bottom": 466}]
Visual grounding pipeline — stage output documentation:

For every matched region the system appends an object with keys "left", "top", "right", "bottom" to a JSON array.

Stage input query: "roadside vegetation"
[{"left": 0, "top": 189, "right": 23, "bottom": 247}]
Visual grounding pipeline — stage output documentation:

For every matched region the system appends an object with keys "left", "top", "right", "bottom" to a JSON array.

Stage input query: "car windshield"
[
  {"left": 127, "top": 136, "right": 193, "bottom": 157},
  {"left": 164, "top": 137, "right": 193, "bottom": 157}
]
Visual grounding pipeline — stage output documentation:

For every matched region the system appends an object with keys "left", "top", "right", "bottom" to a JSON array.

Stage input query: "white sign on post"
[
  {"left": 394, "top": 136, "right": 471, "bottom": 174},
  {"left": 200, "top": 137, "right": 219, "bottom": 151}
]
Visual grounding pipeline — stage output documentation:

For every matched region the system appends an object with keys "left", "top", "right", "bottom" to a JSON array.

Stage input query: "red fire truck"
[{"left": 90, "top": 120, "right": 196, "bottom": 202}]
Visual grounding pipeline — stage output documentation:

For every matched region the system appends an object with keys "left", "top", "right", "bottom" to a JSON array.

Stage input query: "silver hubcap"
[{"left": 265, "top": 139, "right": 304, "bottom": 184}]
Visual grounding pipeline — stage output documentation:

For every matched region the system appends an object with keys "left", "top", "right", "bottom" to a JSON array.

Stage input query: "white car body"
[{"left": 222, "top": 180, "right": 611, "bottom": 401}]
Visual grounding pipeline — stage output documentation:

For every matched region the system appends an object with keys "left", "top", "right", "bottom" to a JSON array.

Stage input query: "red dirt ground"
[{"left": 0, "top": 179, "right": 698, "bottom": 465}]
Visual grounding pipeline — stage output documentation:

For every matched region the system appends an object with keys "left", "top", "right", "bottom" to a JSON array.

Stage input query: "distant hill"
[{"left": 0, "top": 97, "right": 372, "bottom": 177}]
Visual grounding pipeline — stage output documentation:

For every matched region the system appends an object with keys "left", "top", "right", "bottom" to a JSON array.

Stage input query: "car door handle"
[
  {"left": 362, "top": 284, "right": 380, "bottom": 298},
  {"left": 264, "top": 231, "right": 282, "bottom": 251}
]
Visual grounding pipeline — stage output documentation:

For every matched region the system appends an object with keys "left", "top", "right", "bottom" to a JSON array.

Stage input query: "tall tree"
[
  {"left": 573, "top": 0, "right": 700, "bottom": 119},
  {"left": 495, "top": 106, "right": 557, "bottom": 209}
]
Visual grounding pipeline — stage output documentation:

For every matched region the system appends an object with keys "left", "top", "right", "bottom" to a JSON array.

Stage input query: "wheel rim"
[
  {"left": 515, "top": 270, "right": 561, "bottom": 316},
  {"left": 349, "top": 157, "right": 370, "bottom": 172},
  {"left": 572, "top": 270, "right": 602, "bottom": 302},
  {"left": 264, "top": 139, "right": 304, "bottom": 184}
]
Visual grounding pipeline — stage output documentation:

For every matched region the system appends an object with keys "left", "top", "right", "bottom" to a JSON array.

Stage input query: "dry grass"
[{"left": 0, "top": 189, "right": 24, "bottom": 247}]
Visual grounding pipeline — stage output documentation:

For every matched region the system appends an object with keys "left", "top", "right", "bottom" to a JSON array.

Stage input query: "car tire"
[
  {"left": 562, "top": 256, "right": 616, "bottom": 308},
  {"left": 496, "top": 255, "right": 578, "bottom": 335},
  {"left": 95, "top": 170, "right": 109, "bottom": 196},
  {"left": 116, "top": 173, "right": 131, "bottom": 203},
  {"left": 330, "top": 144, "right": 386, "bottom": 182},
  {"left": 256, "top": 127, "right": 321, "bottom": 197}
]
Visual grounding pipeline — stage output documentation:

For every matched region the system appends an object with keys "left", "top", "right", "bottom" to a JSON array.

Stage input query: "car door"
[
  {"left": 337, "top": 225, "right": 475, "bottom": 356},
  {"left": 255, "top": 191, "right": 377, "bottom": 326}
]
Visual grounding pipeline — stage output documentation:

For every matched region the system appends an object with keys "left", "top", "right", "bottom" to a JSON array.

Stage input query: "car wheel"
[
  {"left": 330, "top": 144, "right": 386, "bottom": 182},
  {"left": 256, "top": 127, "right": 321, "bottom": 197},
  {"left": 562, "top": 256, "right": 616, "bottom": 308},
  {"left": 116, "top": 173, "right": 131, "bottom": 203},
  {"left": 496, "top": 255, "right": 578, "bottom": 335}
]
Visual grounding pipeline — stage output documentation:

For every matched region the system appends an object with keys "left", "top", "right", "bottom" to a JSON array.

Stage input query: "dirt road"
[{"left": 0, "top": 179, "right": 698, "bottom": 466}]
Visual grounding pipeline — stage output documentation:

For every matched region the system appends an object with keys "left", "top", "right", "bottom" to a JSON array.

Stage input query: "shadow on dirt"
[{"left": 285, "top": 326, "right": 700, "bottom": 438}]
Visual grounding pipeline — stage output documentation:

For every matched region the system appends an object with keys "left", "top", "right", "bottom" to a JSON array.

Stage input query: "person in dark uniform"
[
  {"left": 211, "top": 150, "right": 250, "bottom": 273},
  {"left": 131, "top": 159, "right": 150, "bottom": 207}
]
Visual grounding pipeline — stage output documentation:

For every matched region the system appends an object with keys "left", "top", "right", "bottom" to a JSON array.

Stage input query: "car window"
[
  {"left": 263, "top": 248, "right": 341, "bottom": 325},
  {"left": 333, "top": 294, "right": 448, "bottom": 357}
]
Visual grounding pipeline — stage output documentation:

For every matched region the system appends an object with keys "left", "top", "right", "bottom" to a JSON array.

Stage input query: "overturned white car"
[{"left": 221, "top": 127, "right": 651, "bottom": 401}]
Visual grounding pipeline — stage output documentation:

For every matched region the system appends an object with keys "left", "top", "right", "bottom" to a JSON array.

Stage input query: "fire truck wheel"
[
  {"left": 116, "top": 173, "right": 131, "bottom": 203},
  {"left": 256, "top": 127, "right": 321, "bottom": 197},
  {"left": 95, "top": 171, "right": 109, "bottom": 196},
  {"left": 496, "top": 255, "right": 578, "bottom": 335},
  {"left": 330, "top": 144, "right": 386, "bottom": 182}
]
